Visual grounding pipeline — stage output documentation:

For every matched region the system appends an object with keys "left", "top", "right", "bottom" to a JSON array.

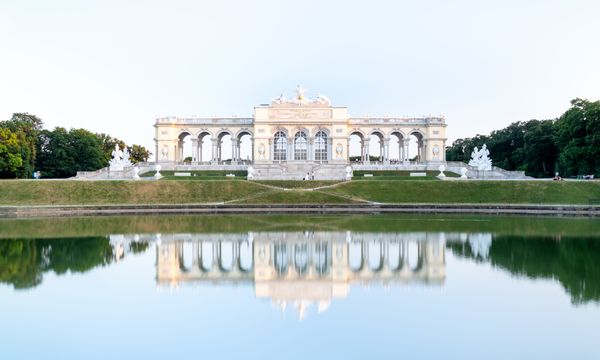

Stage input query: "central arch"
[
  {"left": 293, "top": 131, "right": 308, "bottom": 161},
  {"left": 273, "top": 131, "right": 287, "bottom": 162},
  {"left": 314, "top": 130, "right": 328, "bottom": 162}
]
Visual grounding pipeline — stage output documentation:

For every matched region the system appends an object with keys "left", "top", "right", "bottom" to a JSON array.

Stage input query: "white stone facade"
[{"left": 154, "top": 91, "right": 448, "bottom": 169}]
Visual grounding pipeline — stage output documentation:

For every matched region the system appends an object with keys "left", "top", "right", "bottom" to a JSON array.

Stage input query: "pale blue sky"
[{"left": 1, "top": 0, "right": 599, "bottom": 158}]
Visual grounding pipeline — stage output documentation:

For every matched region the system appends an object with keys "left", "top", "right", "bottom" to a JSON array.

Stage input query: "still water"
[{"left": 1, "top": 214, "right": 599, "bottom": 359}]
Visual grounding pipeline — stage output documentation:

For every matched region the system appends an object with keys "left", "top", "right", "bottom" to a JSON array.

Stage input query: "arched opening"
[
  {"left": 197, "top": 132, "right": 212, "bottom": 163},
  {"left": 390, "top": 132, "right": 404, "bottom": 164},
  {"left": 217, "top": 133, "right": 232, "bottom": 164},
  {"left": 348, "top": 241, "right": 363, "bottom": 272},
  {"left": 294, "top": 243, "right": 309, "bottom": 275},
  {"left": 293, "top": 131, "right": 308, "bottom": 161},
  {"left": 218, "top": 241, "right": 233, "bottom": 272},
  {"left": 314, "top": 241, "right": 330, "bottom": 275},
  {"left": 348, "top": 132, "right": 364, "bottom": 163},
  {"left": 179, "top": 242, "right": 194, "bottom": 273},
  {"left": 368, "top": 132, "right": 385, "bottom": 164},
  {"left": 273, "top": 131, "right": 287, "bottom": 162},
  {"left": 200, "top": 242, "right": 214, "bottom": 272},
  {"left": 408, "top": 132, "right": 424, "bottom": 163},
  {"left": 388, "top": 241, "right": 404, "bottom": 271},
  {"left": 274, "top": 243, "right": 288, "bottom": 275},
  {"left": 239, "top": 241, "right": 253, "bottom": 272},
  {"left": 177, "top": 132, "right": 193, "bottom": 163},
  {"left": 238, "top": 132, "right": 253, "bottom": 164},
  {"left": 407, "top": 241, "right": 422, "bottom": 271},
  {"left": 314, "top": 131, "right": 328, "bottom": 162},
  {"left": 368, "top": 241, "right": 385, "bottom": 272}
]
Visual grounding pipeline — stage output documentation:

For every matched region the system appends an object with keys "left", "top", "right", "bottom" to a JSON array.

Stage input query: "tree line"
[
  {"left": 0, "top": 113, "right": 150, "bottom": 178},
  {"left": 446, "top": 98, "right": 600, "bottom": 178}
]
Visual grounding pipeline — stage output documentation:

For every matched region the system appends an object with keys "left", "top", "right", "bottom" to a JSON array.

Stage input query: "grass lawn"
[
  {"left": 352, "top": 170, "right": 460, "bottom": 180},
  {"left": 0, "top": 179, "right": 598, "bottom": 205},
  {"left": 140, "top": 170, "right": 247, "bottom": 180},
  {"left": 321, "top": 180, "right": 600, "bottom": 205}
]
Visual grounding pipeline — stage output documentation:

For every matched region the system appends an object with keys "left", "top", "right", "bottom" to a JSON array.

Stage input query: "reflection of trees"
[
  {"left": 0, "top": 240, "right": 42, "bottom": 289},
  {"left": 0, "top": 237, "right": 149, "bottom": 290},
  {"left": 447, "top": 236, "right": 600, "bottom": 304}
]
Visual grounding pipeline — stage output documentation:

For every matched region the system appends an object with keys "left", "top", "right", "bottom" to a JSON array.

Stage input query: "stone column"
[
  {"left": 199, "top": 139, "right": 203, "bottom": 163},
  {"left": 422, "top": 140, "right": 428, "bottom": 164},
  {"left": 211, "top": 138, "right": 218, "bottom": 164},
  {"left": 363, "top": 139, "right": 370, "bottom": 165},
  {"left": 231, "top": 138, "right": 238, "bottom": 164},
  {"left": 191, "top": 138, "right": 199, "bottom": 163},
  {"left": 383, "top": 139, "right": 390, "bottom": 165},
  {"left": 403, "top": 139, "right": 409, "bottom": 164}
]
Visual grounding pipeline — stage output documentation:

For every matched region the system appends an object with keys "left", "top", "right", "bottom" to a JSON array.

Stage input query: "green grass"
[
  {"left": 352, "top": 170, "right": 459, "bottom": 180},
  {"left": 254, "top": 180, "right": 340, "bottom": 189},
  {"left": 140, "top": 170, "right": 247, "bottom": 180},
  {"left": 0, "top": 180, "right": 267, "bottom": 205},
  {"left": 321, "top": 180, "right": 600, "bottom": 204},
  {"left": 0, "top": 179, "right": 598, "bottom": 205}
]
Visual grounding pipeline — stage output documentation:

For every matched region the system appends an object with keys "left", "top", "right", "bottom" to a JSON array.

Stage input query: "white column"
[
  {"left": 383, "top": 139, "right": 390, "bottom": 165},
  {"left": 199, "top": 140, "right": 203, "bottom": 163},
  {"left": 363, "top": 139, "right": 370, "bottom": 165},
  {"left": 231, "top": 139, "right": 237, "bottom": 164},
  {"left": 191, "top": 139, "right": 199, "bottom": 163},
  {"left": 211, "top": 138, "right": 218, "bottom": 164}
]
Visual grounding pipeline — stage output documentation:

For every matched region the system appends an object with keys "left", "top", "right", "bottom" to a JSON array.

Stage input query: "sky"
[{"left": 1, "top": 0, "right": 600, "bottom": 160}]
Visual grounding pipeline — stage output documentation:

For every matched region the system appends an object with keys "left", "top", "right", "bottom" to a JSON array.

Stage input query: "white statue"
[
  {"left": 247, "top": 166, "right": 254, "bottom": 180},
  {"left": 468, "top": 144, "right": 492, "bottom": 171},
  {"left": 295, "top": 85, "right": 307, "bottom": 103},
  {"left": 272, "top": 93, "right": 286, "bottom": 104},
  {"left": 154, "top": 164, "right": 162, "bottom": 179},
  {"left": 460, "top": 167, "right": 468, "bottom": 179},
  {"left": 109, "top": 144, "right": 124, "bottom": 171},
  {"left": 122, "top": 147, "right": 133, "bottom": 167},
  {"left": 345, "top": 166, "right": 353, "bottom": 181},
  {"left": 437, "top": 164, "right": 446, "bottom": 178},
  {"left": 315, "top": 93, "right": 331, "bottom": 104},
  {"left": 132, "top": 166, "right": 140, "bottom": 180}
]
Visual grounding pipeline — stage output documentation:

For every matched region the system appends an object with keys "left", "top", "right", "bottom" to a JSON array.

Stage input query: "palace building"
[{"left": 153, "top": 86, "right": 448, "bottom": 180}]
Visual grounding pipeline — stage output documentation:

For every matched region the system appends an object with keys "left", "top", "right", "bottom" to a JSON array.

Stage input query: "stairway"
[{"left": 250, "top": 162, "right": 348, "bottom": 180}]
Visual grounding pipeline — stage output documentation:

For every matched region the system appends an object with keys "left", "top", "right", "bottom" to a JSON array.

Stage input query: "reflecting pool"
[{"left": 1, "top": 214, "right": 599, "bottom": 359}]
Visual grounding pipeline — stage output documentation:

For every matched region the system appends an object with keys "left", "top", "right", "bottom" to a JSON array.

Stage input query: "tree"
[
  {"left": 127, "top": 144, "right": 151, "bottom": 164},
  {"left": 555, "top": 99, "right": 600, "bottom": 177},
  {"left": 35, "top": 127, "right": 106, "bottom": 178},
  {"left": 0, "top": 113, "right": 43, "bottom": 178},
  {"left": 0, "top": 128, "right": 23, "bottom": 178}
]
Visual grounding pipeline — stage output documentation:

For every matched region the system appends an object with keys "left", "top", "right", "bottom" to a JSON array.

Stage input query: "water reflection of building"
[{"left": 151, "top": 232, "right": 446, "bottom": 319}]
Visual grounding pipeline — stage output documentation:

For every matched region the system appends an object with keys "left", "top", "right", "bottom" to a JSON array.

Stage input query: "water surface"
[{"left": 1, "top": 214, "right": 599, "bottom": 359}]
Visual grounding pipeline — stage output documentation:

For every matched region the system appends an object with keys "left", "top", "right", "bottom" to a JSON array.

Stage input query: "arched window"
[
  {"left": 294, "top": 131, "right": 308, "bottom": 161},
  {"left": 315, "top": 131, "right": 328, "bottom": 162},
  {"left": 273, "top": 131, "right": 287, "bottom": 161}
]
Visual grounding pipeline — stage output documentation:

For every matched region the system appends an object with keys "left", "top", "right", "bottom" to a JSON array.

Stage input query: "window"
[
  {"left": 294, "top": 131, "right": 308, "bottom": 160},
  {"left": 315, "top": 131, "right": 328, "bottom": 161},
  {"left": 273, "top": 131, "right": 287, "bottom": 161}
]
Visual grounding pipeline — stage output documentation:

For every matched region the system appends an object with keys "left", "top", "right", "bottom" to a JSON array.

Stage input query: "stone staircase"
[{"left": 251, "top": 162, "right": 348, "bottom": 180}]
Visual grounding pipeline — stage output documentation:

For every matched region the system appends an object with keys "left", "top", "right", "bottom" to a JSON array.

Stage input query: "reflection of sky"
[{"left": 1, "top": 248, "right": 599, "bottom": 359}]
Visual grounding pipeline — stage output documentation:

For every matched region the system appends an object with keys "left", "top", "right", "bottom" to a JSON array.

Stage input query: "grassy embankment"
[{"left": 0, "top": 178, "right": 599, "bottom": 205}]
